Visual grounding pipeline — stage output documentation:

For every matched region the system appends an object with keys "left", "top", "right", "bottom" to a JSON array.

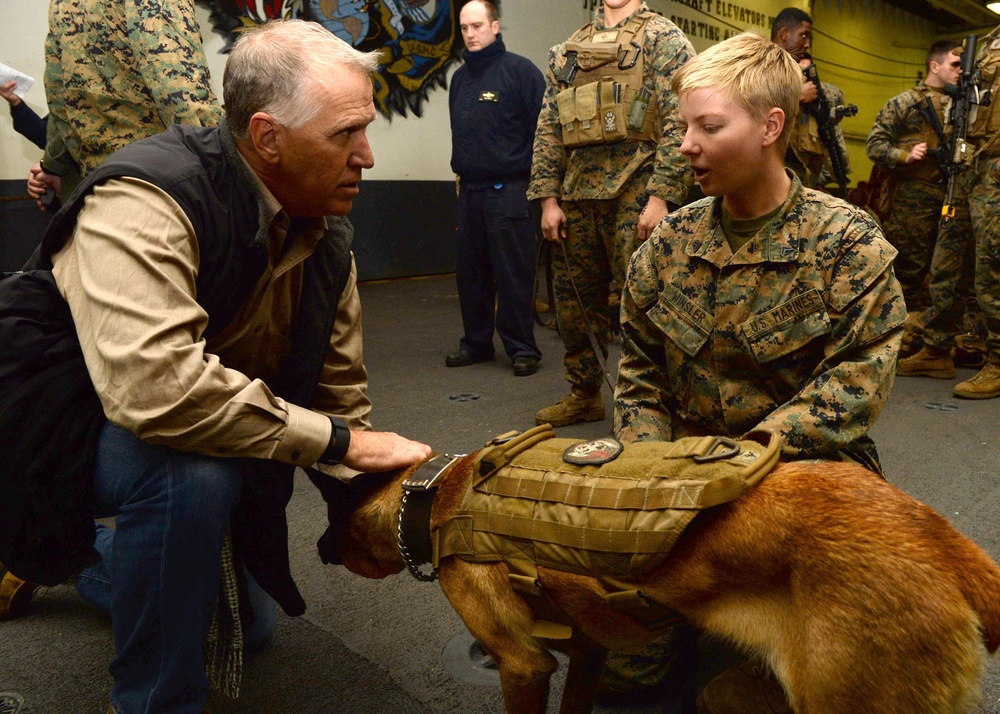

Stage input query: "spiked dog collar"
[{"left": 397, "top": 454, "right": 463, "bottom": 582}]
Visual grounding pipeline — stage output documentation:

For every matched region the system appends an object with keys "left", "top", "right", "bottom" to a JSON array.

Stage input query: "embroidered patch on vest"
[
  {"left": 591, "top": 30, "right": 619, "bottom": 43},
  {"left": 479, "top": 90, "right": 499, "bottom": 102},
  {"left": 563, "top": 437, "right": 624, "bottom": 465},
  {"left": 604, "top": 109, "right": 619, "bottom": 133}
]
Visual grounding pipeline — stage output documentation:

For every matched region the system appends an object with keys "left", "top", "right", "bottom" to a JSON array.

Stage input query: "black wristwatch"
[{"left": 318, "top": 417, "right": 351, "bottom": 465}]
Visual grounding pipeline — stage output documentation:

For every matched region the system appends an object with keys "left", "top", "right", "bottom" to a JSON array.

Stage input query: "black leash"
[{"left": 533, "top": 238, "right": 556, "bottom": 328}]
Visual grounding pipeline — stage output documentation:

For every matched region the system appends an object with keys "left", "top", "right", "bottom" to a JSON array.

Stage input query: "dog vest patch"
[{"left": 563, "top": 437, "right": 623, "bottom": 465}]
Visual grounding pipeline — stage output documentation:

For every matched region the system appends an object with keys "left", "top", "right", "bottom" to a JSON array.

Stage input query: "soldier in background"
[
  {"left": 899, "top": 27, "right": 1000, "bottom": 398},
  {"left": 26, "top": 0, "right": 221, "bottom": 207},
  {"left": 866, "top": 41, "right": 963, "bottom": 314},
  {"left": 616, "top": 32, "right": 905, "bottom": 712},
  {"left": 771, "top": 8, "right": 852, "bottom": 191},
  {"left": 529, "top": 0, "right": 693, "bottom": 430}
]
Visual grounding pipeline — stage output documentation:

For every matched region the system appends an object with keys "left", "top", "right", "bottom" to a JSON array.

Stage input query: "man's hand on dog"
[{"left": 343, "top": 430, "right": 433, "bottom": 472}]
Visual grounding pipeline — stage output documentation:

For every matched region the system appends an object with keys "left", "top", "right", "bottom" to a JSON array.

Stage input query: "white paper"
[{"left": 0, "top": 63, "right": 35, "bottom": 97}]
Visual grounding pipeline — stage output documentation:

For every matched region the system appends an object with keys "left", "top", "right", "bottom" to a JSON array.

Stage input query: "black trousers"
[{"left": 455, "top": 179, "right": 540, "bottom": 361}]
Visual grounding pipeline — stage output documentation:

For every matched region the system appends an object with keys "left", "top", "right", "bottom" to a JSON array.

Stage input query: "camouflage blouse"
[
  {"left": 43, "top": 0, "right": 221, "bottom": 177},
  {"left": 614, "top": 174, "right": 906, "bottom": 462}
]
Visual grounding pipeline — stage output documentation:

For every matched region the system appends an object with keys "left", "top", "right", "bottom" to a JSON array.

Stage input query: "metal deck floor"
[{"left": 2, "top": 273, "right": 999, "bottom": 713}]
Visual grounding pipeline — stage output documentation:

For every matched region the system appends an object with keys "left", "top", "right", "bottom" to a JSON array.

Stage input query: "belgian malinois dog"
[{"left": 326, "top": 446, "right": 1000, "bottom": 713}]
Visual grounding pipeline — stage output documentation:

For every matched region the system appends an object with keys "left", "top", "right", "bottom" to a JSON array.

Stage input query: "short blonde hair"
[
  {"left": 672, "top": 32, "right": 802, "bottom": 149},
  {"left": 224, "top": 20, "right": 381, "bottom": 140}
]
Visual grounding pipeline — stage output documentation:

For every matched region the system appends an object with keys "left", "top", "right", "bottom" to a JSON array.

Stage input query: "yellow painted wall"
[{"left": 809, "top": 0, "right": 987, "bottom": 187}]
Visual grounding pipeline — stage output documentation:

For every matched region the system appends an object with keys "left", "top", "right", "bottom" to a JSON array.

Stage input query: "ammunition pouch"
[
  {"left": 556, "top": 80, "right": 628, "bottom": 148},
  {"left": 790, "top": 113, "right": 826, "bottom": 159},
  {"left": 895, "top": 138, "right": 944, "bottom": 182},
  {"left": 555, "top": 12, "right": 659, "bottom": 149}
]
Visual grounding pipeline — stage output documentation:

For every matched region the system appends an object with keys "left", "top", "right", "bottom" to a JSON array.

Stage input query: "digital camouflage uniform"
[
  {"left": 786, "top": 81, "right": 852, "bottom": 190},
  {"left": 528, "top": 2, "right": 693, "bottom": 396},
  {"left": 921, "top": 26, "right": 1000, "bottom": 368},
  {"left": 42, "top": 0, "right": 221, "bottom": 194},
  {"left": 615, "top": 174, "right": 905, "bottom": 466},
  {"left": 866, "top": 83, "right": 974, "bottom": 314}
]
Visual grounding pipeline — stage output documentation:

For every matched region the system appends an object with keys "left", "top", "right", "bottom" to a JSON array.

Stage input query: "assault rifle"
[
  {"left": 939, "top": 34, "right": 989, "bottom": 221},
  {"left": 801, "top": 62, "right": 858, "bottom": 191}
]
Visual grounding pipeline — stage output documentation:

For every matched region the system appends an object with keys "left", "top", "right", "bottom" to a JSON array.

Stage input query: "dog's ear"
[{"left": 306, "top": 468, "right": 357, "bottom": 565}]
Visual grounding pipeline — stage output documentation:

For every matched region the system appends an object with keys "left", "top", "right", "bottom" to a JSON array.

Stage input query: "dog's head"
[{"left": 316, "top": 467, "right": 412, "bottom": 579}]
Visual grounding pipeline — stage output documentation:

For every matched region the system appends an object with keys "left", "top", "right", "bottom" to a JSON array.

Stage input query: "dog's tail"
[{"left": 936, "top": 509, "right": 1000, "bottom": 653}]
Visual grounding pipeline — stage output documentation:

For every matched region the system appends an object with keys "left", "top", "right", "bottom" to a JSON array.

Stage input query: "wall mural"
[{"left": 196, "top": 0, "right": 478, "bottom": 119}]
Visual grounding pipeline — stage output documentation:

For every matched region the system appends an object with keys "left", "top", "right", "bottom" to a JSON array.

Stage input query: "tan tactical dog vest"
[
  {"left": 555, "top": 11, "right": 660, "bottom": 149},
  {"left": 433, "top": 425, "right": 781, "bottom": 639}
]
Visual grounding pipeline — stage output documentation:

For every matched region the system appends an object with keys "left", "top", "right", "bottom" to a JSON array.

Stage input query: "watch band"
[{"left": 319, "top": 417, "right": 351, "bottom": 465}]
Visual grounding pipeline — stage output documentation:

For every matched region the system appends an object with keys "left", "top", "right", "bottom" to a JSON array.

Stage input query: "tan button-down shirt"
[{"left": 51, "top": 174, "right": 371, "bottom": 470}]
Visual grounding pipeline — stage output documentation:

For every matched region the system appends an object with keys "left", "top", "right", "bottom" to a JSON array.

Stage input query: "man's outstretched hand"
[{"left": 341, "top": 430, "right": 433, "bottom": 472}]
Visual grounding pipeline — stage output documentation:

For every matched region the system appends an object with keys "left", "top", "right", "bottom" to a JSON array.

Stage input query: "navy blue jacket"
[
  {"left": 10, "top": 102, "right": 47, "bottom": 150},
  {"left": 449, "top": 36, "right": 544, "bottom": 187}
]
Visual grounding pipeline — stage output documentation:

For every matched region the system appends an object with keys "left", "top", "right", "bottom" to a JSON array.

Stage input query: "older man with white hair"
[{"left": 0, "top": 20, "right": 430, "bottom": 714}]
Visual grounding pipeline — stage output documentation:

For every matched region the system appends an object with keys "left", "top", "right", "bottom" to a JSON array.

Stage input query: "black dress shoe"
[
  {"left": 445, "top": 349, "right": 493, "bottom": 368},
  {"left": 512, "top": 356, "right": 539, "bottom": 376}
]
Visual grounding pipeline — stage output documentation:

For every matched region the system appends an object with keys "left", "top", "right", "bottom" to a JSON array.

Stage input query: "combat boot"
[
  {"left": 0, "top": 565, "right": 41, "bottom": 620},
  {"left": 953, "top": 359, "right": 1000, "bottom": 400},
  {"left": 900, "top": 311, "right": 924, "bottom": 357},
  {"left": 896, "top": 345, "right": 955, "bottom": 378},
  {"left": 696, "top": 660, "right": 793, "bottom": 714},
  {"left": 534, "top": 388, "right": 604, "bottom": 427},
  {"left": 955, "top": 332, "right": 987, "bottom": 369}
]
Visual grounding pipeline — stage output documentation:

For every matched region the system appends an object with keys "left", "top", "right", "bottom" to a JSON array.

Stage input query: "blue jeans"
[{"left": 76, "top": 422, "right": 277, "bottom": 713}]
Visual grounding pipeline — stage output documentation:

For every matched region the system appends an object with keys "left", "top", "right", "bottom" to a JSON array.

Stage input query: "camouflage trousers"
[
  {"left": 601, "top": 631, "right": 679, "bottom": 693},
  {"left": 881, "top": 178, "right": 945, "bottom": 312},
  {"left": 921, "top": 158, "right": 1000, "bottom": 356},
  {"left": 554, "top": 169, "right": 649, "bottom": 392}
]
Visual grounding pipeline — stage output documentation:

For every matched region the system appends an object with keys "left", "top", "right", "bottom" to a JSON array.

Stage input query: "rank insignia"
[
  {"left": 479, "top": 91, "right": 499, "bottom": 102},
  {"left": 563, "top": 437, "right": 624, "bottom": 465}
]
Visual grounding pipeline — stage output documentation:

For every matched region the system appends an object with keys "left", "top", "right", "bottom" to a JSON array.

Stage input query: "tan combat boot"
[
  {"left": 0, "top": 566, "right": 41, "bottom": 620},
  {"left": 896, "top": 345, "right": 955, "bottom": 378},
  {"left": 696, "top": 660, "right": 793, "bottom": 714},
  {"left": 953, "top": 360, "right": 1000, "bottom": 399},
  {"left": 534, "top": 388, "right": 604, "bottom": 427}
]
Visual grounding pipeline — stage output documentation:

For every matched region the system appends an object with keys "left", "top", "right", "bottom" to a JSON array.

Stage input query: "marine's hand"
[
  {"left": 342, "top": 430, "right": 433, "bottom": 472},
  {"left": 539, "top": 197, "right": 567, "bottom": 244},
  {"left": 799, "top": 76, "right": 818, "bottom": 104},
  {"left": 637, "top": 195, "right": 669, "bottom": 241},
  {"left": 904, "top": 143, "right": 928, "bottom": 163}
]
